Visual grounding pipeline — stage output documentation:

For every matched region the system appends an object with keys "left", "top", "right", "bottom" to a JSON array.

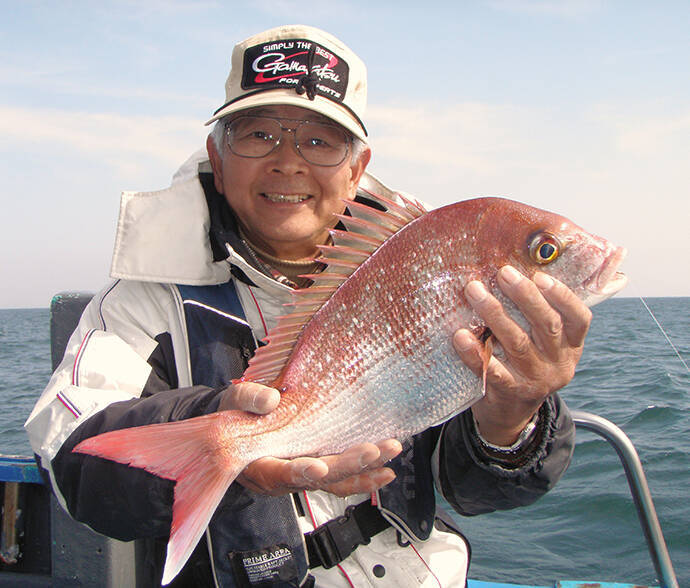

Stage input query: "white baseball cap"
[{"left": 206, "top": 24, "right": 368, "bottom": 141}]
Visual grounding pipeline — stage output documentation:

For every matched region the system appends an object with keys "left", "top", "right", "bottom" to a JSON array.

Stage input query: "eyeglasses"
[{"left": 225, "top": 115, "right": 352, "bottom": 167}]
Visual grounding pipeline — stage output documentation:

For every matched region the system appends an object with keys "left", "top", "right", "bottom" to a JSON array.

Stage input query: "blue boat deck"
[
  {"left": 0, "top": 455, "right": 43, "bottom": 484},
  {"left": 468, "top": 580, "right": 656, "bottom": 588}
]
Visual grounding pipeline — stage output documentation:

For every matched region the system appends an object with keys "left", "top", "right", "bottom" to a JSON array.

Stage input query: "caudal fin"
[{"left": 73, "top": 413, "right": 246, "bottom": 585}]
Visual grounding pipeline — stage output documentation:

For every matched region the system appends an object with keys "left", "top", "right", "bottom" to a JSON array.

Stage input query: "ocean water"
[{"left": 1, "top": 298, "right": 688, "bottom": 587}]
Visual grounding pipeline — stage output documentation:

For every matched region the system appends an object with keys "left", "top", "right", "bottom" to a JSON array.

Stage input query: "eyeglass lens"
[{"left": 226, "top": 116, "right": 350, "bottom": 166}]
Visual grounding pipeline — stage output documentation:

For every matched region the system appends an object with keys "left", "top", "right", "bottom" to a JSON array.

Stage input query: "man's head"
[{"left": 207, "top": 25, "right": 371, "bottom": 261}]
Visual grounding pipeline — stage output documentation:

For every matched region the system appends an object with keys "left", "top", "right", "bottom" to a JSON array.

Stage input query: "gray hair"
[
  {"left": 210, "top": 118, "right": 227, "bottom": 154},
  {"left": 210, "top": 117, "right": 368, "bottom": 164}
]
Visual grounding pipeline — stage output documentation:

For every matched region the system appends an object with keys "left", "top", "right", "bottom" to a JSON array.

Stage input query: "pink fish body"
[{"left": 74, "top": 194, "right": 627, "bottom": 583}]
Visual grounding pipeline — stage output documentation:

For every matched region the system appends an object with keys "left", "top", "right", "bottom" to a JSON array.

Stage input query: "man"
[{"left": 26, "top": 25, "right": 586, "bottom": 587}]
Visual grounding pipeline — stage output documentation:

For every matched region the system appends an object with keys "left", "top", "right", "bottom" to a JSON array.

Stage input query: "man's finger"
[
  {"left": 371, "top": 439, "right": 403, "bottom": 467},
  {"left": 320, "top": 439, "right": 402, "bottom": 483},
  {"left": 454, "top": 329, "right": 518, "bottom": 391},
  {"left": 323, "top": 469, "right": 397, "bottom": 498},
  {"left": 453, "top": 329, "right": 487, "bottom": 376},
  {"left": 464, "top": 277, "right": 534, "bottom": 364},
  {"left": 496, "top": 266, "right": 564, "bottom": 357},
  {"left": 239, "top": 456, "right": 329, "bottom": 495},
  {"left": 220, "top": 382, "right": 281, "bottom": 414},
  {"left": 533, "top": 272, "right": 592, "bottom": 347},
  {"left": 319, "top": 443, "right": 381, "bottom": 482}
]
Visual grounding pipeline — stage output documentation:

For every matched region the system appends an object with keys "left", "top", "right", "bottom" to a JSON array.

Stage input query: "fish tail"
[{"left": 73, "top": 413, "right": 247, "bottom": 585}]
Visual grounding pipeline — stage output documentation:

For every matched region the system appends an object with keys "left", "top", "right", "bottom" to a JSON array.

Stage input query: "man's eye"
[
  {"left": 250, "top": 130, "right": 273, "bottom": 141},
  {"left": 306, "top": 137, "right": 328, "bottom": 147}
]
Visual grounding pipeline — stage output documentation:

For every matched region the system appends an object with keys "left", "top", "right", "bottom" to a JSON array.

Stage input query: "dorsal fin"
[
  {"left": 358, "top": 186, "right": 427, "bottom": 221},
  {"left": 239, "top": 190, "right": 428, "bottom": 386}
]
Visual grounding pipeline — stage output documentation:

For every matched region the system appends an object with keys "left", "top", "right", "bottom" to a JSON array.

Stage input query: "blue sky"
[{"left": 1, "top": 0, "right": 689, "bottom": 308}]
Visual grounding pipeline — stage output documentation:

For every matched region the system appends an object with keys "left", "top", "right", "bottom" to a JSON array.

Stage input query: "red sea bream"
[{"left": 74, "top": 192, "right": 627, "bottom": 584}]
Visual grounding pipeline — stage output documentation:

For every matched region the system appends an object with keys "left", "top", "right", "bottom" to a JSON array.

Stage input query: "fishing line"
[{"left": 637, "top": 296, "right": 690, "bottom": 374}]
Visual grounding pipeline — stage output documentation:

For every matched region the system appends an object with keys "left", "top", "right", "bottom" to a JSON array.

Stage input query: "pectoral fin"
[{"left": 478, "top": 328, "right": 494, "bottom": 394}]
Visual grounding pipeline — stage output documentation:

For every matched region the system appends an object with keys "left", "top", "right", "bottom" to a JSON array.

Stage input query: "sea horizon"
[{"left": 2, "top": 293, "right": 688, "bottom": 312}]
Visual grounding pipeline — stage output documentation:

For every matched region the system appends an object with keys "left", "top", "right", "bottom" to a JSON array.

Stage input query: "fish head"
[{"left": 473, "top": 198, "right": 628, "bottom": 306}]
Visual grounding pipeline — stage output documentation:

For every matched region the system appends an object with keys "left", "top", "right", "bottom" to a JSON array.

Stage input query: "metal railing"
[{"left": 571, "top": 410, "right": 678, "bottom": 588}]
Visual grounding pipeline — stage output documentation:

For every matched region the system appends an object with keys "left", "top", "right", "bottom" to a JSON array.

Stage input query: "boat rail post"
[
  {"left": 570, "top": 410, "right": 678, "bottom": 588},
  {"left": 1, "top": 482, "right": 20, "bottom": 564}
]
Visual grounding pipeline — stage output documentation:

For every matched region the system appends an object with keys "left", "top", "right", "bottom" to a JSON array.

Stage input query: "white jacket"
[{"left": 26, "top": 149, "right": 574, "bottom": 587}]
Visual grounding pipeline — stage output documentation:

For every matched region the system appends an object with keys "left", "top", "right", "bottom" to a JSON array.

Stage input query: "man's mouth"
[{"left": 261, "top": 193, "right": 311, "bottom": 203}]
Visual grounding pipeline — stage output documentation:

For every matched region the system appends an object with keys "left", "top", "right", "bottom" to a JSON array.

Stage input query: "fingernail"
[
  {"left": 500, "top": 265, "right": 523, "bottom": 285},
  {"left": 358, "top": 453, "right": 375, "bottom": 470},
  {"left": 533, "top": 272, "right": 554, "bottom": 290},
  {"left": 466, "top": 281, "right": 488, "bottom": 302},
  {"left": 300, "top": 464, "right": 320, "bottom": 482},
  {"left": 250, "top": 388, "right": 260, "bottom": 412},
  {"left": 454, "top": 329, "right": 475, "bottom": 351}
]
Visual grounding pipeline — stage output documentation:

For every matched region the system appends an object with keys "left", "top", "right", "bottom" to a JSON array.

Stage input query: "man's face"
[{"left": 208, "top": 104, "right": 370, "bottom": 259}]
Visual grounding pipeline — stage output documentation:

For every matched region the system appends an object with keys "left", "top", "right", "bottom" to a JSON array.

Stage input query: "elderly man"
[{"left": 26, "top": 25, "right": 586, "bottom": 587}]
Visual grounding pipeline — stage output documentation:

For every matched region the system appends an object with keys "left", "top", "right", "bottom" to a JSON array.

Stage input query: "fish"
[{"left": 73, "top": 191, "right": 627, "bottom": 584}]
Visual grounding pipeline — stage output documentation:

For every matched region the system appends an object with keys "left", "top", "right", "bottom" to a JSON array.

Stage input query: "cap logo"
[{"left": 241, "top": 39, "right": 349, "bottom": 103}]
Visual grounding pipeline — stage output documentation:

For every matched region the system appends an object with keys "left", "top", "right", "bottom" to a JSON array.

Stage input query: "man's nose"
[{"left": 267, "top": 132, "right": 307, "bottom": 173}]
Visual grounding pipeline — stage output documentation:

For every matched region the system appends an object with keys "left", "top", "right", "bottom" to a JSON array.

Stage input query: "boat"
[{"left": 0, "top": 293, "right": 680, "bottom": 587}]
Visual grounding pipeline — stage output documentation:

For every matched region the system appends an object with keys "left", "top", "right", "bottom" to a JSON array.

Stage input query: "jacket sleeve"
[
  {"left": 24, "top": 280, "right": 224, "bottom": 541},
  {"left": 436, "top": 394, "right": 575, "bottom": 516}
]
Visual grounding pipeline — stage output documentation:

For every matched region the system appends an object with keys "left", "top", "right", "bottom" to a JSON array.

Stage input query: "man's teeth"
[{"left": 263, "top": 193, "right": 309, "bottom": 203}]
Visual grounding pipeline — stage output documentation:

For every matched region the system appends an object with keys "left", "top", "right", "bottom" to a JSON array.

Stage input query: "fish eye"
[{"left": 529, "top": 233, "right": 561, "bottom": 264}]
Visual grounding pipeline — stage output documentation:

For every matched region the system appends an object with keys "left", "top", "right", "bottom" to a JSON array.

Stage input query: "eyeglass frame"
[{"left": 223, "top": 114, "right": 353, "bottom": 167}]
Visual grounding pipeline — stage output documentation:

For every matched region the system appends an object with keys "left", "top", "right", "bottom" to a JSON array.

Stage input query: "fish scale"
[
  {"left": 74, "top": 194, "right": 627, "bottom": 584},
  {"left": 268, "top": 235, "right": 487, "bottom": 456}
]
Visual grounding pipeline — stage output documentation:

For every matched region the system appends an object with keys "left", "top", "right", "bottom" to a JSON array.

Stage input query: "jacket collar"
[{"left": 110, "top": 148, "right": 402, "bottom": 288}]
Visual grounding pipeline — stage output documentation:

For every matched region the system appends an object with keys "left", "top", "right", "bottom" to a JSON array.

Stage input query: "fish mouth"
[{"left": 584, "top": 246, "right": 628, "bottom": 297}]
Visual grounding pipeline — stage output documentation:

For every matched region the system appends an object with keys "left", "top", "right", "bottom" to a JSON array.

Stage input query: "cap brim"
[{"left": 205, "top": 89, "right": 367, "bottom": 142}]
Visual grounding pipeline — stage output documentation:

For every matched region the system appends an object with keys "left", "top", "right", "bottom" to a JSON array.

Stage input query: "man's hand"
[
  {"left": 219, "top": 382, "right": 403, "bottom": 497},
  {"left": 453, "top": 265, "right": 592, "bottom": 446}
]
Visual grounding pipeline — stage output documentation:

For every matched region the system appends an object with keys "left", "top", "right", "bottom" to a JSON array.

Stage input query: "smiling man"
[
  {"left": 27, "top": 25, "right": 585, "bottom": 587},
  {"left": 207, "top": 105, "right": 370, "bottom": 262}
]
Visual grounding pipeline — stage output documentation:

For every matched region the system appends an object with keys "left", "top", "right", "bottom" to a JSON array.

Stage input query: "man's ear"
[
  {"left": 347, "top": 146, "right": 372, "bottom": 198},
  {"left": 206, "top": 134, "right": 225, "bottom": 195}
]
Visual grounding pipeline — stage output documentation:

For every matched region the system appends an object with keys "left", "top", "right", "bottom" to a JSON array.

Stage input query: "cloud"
[
  {"left": 1, "top": 97, "right": 688, "bottom": 304},
  {"left": 0, "top": 54, "right": 212, "bottom": 110},
  {"left": 254, "top": 0, "right": 358, "bottom": 20},
  {"left": 0, "top": 71, "right": 211, "bottom": 109},
  {"left": 365, "top": 100, "right": 577, "bottom": 208},
  {"left": 101, "top": 0, "right": 223, "bottom": 20},
  {"left": 368, "top": 101, "right": 529, "bottom": 174},
  {"left": 367, "top": 99, "right": 690, "bottom": 194},
  {"left": 0, "top": 61, "right": 80, "bottom": 86},
  {"left": 364, "top": 98, "right": 690, "bottom": 296},
  {"left": 485, "top": 0, "right": 603, "bottom": 18},
  {"left": 0, "top": 104, "right": 208, "bottom": 178},
  {"left": 609, "top": 110, "right": 690, "bottom": 159}
]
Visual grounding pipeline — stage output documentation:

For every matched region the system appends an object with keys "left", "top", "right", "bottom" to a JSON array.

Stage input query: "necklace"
[{"left": 238, "top": 227, "right": 324, "bottom": 289}]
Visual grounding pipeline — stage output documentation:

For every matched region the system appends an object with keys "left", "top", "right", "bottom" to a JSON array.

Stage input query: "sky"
[{"left": 1, "top": 0, "right": 689, "bottom": 308}]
